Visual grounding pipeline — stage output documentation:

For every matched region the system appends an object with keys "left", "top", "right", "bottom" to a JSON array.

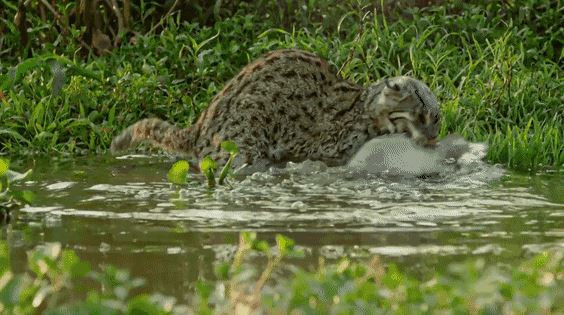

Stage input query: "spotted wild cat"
[{"left": 111, "top": 49, "right": 441, "bottom": 168}]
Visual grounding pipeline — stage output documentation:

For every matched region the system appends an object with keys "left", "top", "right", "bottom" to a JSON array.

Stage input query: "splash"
[
  {"left": 248, "top": 134, "right": 504, "bottom": 187},
  {"left": 346, "top": 134, "right": 492, "bottom": 177}
]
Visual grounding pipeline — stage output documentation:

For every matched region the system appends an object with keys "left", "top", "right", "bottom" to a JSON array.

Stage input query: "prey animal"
[{"left": 111, "top": 49, "right": 441, "bottom": 168}]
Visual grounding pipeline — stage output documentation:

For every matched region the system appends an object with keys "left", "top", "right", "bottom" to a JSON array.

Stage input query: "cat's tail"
[{"left": 110, "top": 118, "right": 192, "bottom": 155}]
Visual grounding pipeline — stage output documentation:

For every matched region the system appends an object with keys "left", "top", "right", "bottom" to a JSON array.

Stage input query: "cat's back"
[
  {"left": 199, "top": 49, "right": 361, "bottom": 123},
  {"left": 190, "top": 50, "right": 363, "bottom": 158}
]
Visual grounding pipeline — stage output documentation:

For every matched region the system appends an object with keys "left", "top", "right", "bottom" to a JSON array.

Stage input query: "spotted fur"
[{"left": 111, "top": 49, "right": 441, "bottom": 168}]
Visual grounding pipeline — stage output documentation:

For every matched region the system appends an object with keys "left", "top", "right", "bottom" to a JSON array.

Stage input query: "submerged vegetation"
[
  {"left": 0, "top": 233, "right": 562, "bottom": 314},
  {"left": 0, "top": 1, "right": 561, "bottom": 170}
]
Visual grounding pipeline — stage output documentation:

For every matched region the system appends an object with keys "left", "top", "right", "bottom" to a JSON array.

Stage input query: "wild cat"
[{"left": 110, "top": 49, "right": 441, "bottom": 168}]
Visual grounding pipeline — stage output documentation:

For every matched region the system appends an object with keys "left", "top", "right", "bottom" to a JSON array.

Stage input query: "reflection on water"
[{"left": 2, "top": 154, "right": 563, "bottom": 302}]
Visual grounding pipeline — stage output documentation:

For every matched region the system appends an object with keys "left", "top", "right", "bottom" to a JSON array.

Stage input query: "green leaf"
[
  {"left": 200, "top": 156, "right": 217, "bottom": 188},
  {"left": 0, "top": 242, "right": 10, "bottom": 274},
  {"left": 2, "top": 57, "right": 45, "bottom": 90},
  {"left": 195, "top": 281, "right": 214, "bottom": 300},
  {"left": 11, "top": 190, "right": 35, "bottom": 205},
  {"left": 275, "top": 234, "right": 295, "bottom": 256},
  {"left": 241, "top": 232, "right": 257, "bottom": 247},
  {"left": 199, "top": 156, "right": 217, "bottom": 173},
  {"left": 108, "top": 104, "right": 116, "bottom": 125},
  {"left": 0, "top": 158, "right": 8, "bottom": 177},
  {"left": 214, "top": 262, "right": 230, "bottom": 280},
  {"left": 382, "top": 264, "right": 403, "bottom": 289},
  {"left": 252, "top": 240, "right": 270, "bottom": 253},
  {"left": 60, "top": 250, "right": 91, "bottom": 278},
  {"left": 126, "top": 294, "right": 164, "bottom": 315},
  {"left": 0, "top": 177, "right": 6, "bottom": 192},
  {"left": 192, "top": 30, "right": 220, "bottom": 54},
  {"left": 220, "top": 140, "right": 239, "bottom": 155},
  {"left": 0, "top": 128, "right": 32, "bottom": 145},
  {"left": 532, "top": 252, "right": 549, "bottom": 269},
  {"left": 167, "top": 160, "right": 189, "bottom": 185}
]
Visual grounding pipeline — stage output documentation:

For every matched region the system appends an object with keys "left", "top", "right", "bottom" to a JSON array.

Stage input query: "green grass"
[
  {"left": 0, "top": 1, "right": 561, "bottom": 170},
  {"left": 0, "top": 234, "right": 562, "bottom": 314}
]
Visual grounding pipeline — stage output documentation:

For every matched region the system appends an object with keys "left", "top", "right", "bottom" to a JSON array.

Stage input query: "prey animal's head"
[{"left": 363, "top": 76, "right": 441, "bottom": 146}]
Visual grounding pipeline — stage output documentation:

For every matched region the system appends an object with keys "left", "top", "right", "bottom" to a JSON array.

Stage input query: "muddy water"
[{"left": 2, "top": 154, "right": 563, "bottom": 302}]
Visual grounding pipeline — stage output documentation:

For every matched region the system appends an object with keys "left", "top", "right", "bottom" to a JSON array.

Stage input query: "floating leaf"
[
  {"left": 199, "top": 156, "right": 217, "bottom": 173},
  {"left": 220, "top": 140, "right": 239, "bottom": 155},
  {"left": 167, "top": 160, "right": 189, "bottom": 185}
]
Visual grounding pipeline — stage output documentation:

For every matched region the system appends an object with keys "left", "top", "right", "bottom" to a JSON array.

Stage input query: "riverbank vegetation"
[
  {"left": 1, "top": 233, "right": 562, "bottom": 314},
  {"left": 1, "top": 2, "right": 562, "bottom": 313},
  {"left": 0, "top": 1, "right": 561, "bottom": 171}
]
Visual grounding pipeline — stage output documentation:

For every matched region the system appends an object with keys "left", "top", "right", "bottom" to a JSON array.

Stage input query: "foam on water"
[{"left": 23, "top": 136, "right": 551, "bottom": 234}]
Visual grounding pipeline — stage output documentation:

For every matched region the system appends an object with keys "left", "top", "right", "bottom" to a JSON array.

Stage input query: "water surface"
[{"left": 3, "top": 154, "right": 563, "bottom": 302}]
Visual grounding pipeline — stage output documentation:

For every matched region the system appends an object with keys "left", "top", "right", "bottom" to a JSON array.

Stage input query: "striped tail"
[{"left": 110, "top": 118, "right": 192, "bottom": 154}]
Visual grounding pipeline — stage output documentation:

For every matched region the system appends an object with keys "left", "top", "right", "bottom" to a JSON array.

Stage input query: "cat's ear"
[
  {"left": 384, "top": 78, "right": 401, "bottom": 92},
  {"left": 364, "top": 80, "right": 385, "bottom": 101}
]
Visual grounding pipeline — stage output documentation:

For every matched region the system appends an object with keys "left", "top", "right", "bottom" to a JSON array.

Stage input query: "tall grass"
[{"left": 0, "top": 1, "right": 561, "bottom": 170}]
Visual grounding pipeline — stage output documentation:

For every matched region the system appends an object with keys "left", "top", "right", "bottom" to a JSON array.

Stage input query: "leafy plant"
[
  {"left": 0, "top": 241, "right": 182, "bottom": 314},
  {"left": 167, "top": 160, "right": 190, "bottom": 185},
  {"left": 166, "top": 140, "right": 240, "bottom": 188},
  {"left": 1, "top": 1, "right": 562, "bottom": 170},
  {"left": 0, "top": 158, "right": 34, "bottom": 223},
  {"left": 219, "top": 140, "right": 239, "bottom": 185},
  {"left": 199, "top": 156, "right": 218, "bottom": 188},
  {"left": 190, "top": 234, "right": 564, "bottom": 314},
  {"left": 0, "top": 235, "right": 562, "bottom": 313},
  {"left": 1, "top": 54, "right": 101, "bottom": 95}
]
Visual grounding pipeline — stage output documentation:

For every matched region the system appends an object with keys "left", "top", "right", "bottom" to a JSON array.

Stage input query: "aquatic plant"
[
  {"left": 199, "top": 156, "right": 218, "bottom": 188},
  {"left": 0, "top": 234, "right": 561, "bottom": 314},
  {"left": 218, "top": 140, "right": 239, "bottom": 185},
  {"left": 0, "top": 158, "right": 33, "bottom": 223},
  {"left": 167, "top": 140, "right": 239, "bottom": 188},
  {"left": 166, "top": 160, "right": 190, "bottom": 185}
]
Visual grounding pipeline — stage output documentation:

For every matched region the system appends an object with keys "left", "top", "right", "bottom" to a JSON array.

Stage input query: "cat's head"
[{"left": 364, "top": 76, "right": 441, "bottom": 146}]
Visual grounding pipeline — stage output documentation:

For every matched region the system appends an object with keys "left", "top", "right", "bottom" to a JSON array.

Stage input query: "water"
[{"left": 2, "top": 153, "right": 563, "bottom": 302}]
